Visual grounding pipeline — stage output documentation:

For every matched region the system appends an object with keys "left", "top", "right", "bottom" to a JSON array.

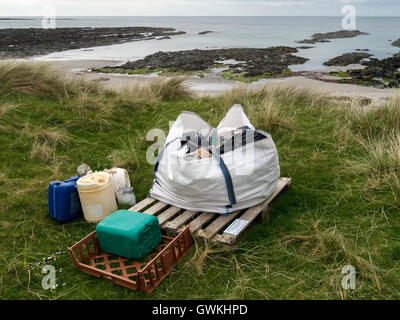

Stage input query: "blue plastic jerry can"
[{"left": 48, "top": 176, "right": 83, "bottom": 222}]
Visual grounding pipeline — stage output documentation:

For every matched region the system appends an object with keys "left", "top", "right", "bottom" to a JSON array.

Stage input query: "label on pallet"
[{"left": 224, "top": 219, "right": 249, "bottom": 236}]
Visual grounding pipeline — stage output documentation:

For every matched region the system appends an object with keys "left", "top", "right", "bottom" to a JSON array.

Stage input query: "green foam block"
[{"left": 96, "top": 210, "right": 162, "bottom": 260}]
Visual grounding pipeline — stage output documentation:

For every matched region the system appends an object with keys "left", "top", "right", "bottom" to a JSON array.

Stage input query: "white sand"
[{"left": 50, "top": 60, "right": 399, "bottom": 107}]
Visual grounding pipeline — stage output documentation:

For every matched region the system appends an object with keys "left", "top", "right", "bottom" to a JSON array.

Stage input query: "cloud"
[
  {"left": 336, "top": 0, "right": 365, "bottom": 3},
  {"left": 0, "top": 0, "right": 399, "bottom": 16}
]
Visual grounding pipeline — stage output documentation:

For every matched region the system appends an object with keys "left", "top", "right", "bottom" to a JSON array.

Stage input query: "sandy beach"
[{"left": 49, "top": 59, "right": 398, "bottom": 107}]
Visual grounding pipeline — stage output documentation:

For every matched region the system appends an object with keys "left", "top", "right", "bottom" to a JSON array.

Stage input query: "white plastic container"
[
  {"left": 77, "top": 172, "right": 118, "bottom": 222},
  {"left": 103, "top": 168, "right": 131, "bottom": 194}
]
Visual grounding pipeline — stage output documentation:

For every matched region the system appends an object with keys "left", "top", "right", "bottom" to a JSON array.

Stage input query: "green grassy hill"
[{"left": 0, "top": 62, "right": 399, "bottom": 299}]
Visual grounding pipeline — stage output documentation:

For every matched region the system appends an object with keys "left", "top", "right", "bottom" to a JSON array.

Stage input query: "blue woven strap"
[{"left": 210, "top": 145, "right": 237, "bottom": 208}]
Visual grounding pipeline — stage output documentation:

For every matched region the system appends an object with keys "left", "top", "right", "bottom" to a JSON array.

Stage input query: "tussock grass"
[
  {"left": 282, "top": 221, "right": 380, "bottom": 283},
  {"left": 185, "top": 239, "right": 229, "bottom": 275},
  {"left": 215, "top": 85, "right": 249, "bottom": 110},
  {"left": 0, "top": 62, "right": 100, "bottom": 99},
  {"left": 46, "top": 160, "right": 64, "bottom": 178},
  {"left": 22, "top": 124, "right": 70, "bottom": 147},
  {"left": 348, "top": 134, "right": 400, "bottom": 200},
  {"left": 211, "top": 84, "right": 322, "bottom": 131},
  {"left": 390, "top": 174, "right": 400, "bottom": 207},
  {"left": 21, "top": 124, "right": 70, "bottom": 162},
  {"left": 342, "top": 93, "right": 400, "bottom": 200},
  {"left": 258, "top": 85, "right": 324, "bottom": 109},
  {"left": 23, "top": 126, "right": 69, "bottom": 165},
  {"left": 344, "top": 94, "right": 400, "bottom": 139},
  {"left": 115, "top": 87, "right": 158, "bottom": 107},
  {"left": 58, "top": 77, "right": 190, "bottom": 121},
  {"left": 144, "top": 77, "right": 192, "bottom": 100},
  {"left": 0, "top": 102, "right": 19, "bottom": 117},
  {"left": 227, "top": 256, "right": 271, "bottom": 300},
  {"left": 119, "top": 77, "right": 191, "bottom": 102},
  {"left": 59, "top": 90, "right": 110, "bottom": 114},
  {"left": 30, "top": 140, "right": 54, "bottom": 162},
  {"left": 354, "top": 134, "right": 400, "bottom": 177},
  {"left": 113, "top": 77, "right": 191, "bottom": 104},
  {"left": 107, "top": 137, "right": 140, "bottom": 171},
  {"left": 0, "top": 169, "right": 7, "bottom": 185},
  {"left": 285, "top": 219, "right": 387, "bottom": 296},
  {"left": 185, "top": 240, "right": 274, "bottom": 299},
  {"left": 247, "top": 96, "right": 293, "bottom": 133}
]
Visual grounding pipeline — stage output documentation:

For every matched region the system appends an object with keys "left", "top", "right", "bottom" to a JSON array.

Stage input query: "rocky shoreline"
[
  {"left": 96, "top": 46, "right": 400, "bottom": 88},
  {"left": 297, "top": 30, "right": 368, "bottom": 44},
  {"left": 1, "top": 25, "right": 397, "bottom": 88},
  {"left": 91, "top": 27, "right": 399, "bottom": 88},
  {"left": 96, "top": 29, "right": 380, "bottom": 84},
  {"left": 97, "top": 47, "right": 309, "bottom": 79},
  {"left": 0, "top": 27, "right": 186, "bottom": 59},
  {"left": 198, "top": 31, "right": 213, "bottom": 35},
  {"left": 346, "top": 53, "right": 400, "bottom": 88},
  {"left": 323, "top": 52, "right": 372, "bottom": 66}
]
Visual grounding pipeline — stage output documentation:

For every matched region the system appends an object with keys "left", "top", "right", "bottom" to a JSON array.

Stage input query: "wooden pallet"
[{"left": 129, "top": 178, "right": 291, "bottom": 245}]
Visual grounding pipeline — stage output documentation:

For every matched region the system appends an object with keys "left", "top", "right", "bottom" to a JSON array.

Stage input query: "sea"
[{"left": 1, "top": 16, "right": 400, "bottom": 71}]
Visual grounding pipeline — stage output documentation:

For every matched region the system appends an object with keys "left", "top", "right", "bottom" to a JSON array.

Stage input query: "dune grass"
[
  {"left": 0, "top": 62, "right": 101, "bottom": 99},
  {"left": 344, "top": 94, "right": 400, "bottom": 139},
  {"left": 339, "top": 94, "right": 400, "bottom": 208},
  {"left": 247, "top": 96, "right": 294, "bottom": 133},
  {"left": 0, "top": 62, "right": 400, "bottom": 299}
]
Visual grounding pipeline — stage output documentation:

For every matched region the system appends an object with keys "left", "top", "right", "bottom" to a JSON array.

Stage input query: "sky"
[{"left": 0, "top": 0, "right": 399, "bottom": 16}]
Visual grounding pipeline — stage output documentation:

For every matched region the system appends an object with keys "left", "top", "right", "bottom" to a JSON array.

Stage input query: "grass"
[
  {"left": 246, "top": 96, "right": 293, "bottom": 133},
  {"left": 341, "top": 94, "right": 400, "bottom": 204},
  {"left": 0, "top": 62, "right": 101, "bottom": 99},
  {"left": 107, "top": 137, "right": 140, "bottom": 171},
  {"left": 354, "top": 134, "right": 400, "bottom": 176},
  {"left": 97, "top": 66, "right": 292, "bottom": 83},
  {"left": 1, "top": 62, "right": 400, "bottom": 299},
  {"left": 144, "top": 77, "right": 192, "bottom": 100},
  {"left": 221, "top": 68, "right": 292, "bottom": 83},
  {"left": 329, "top": 71, "right": 351, "bottom": 78},
  {"left": 97, "top": 67, "right": 199, "bottom": 77},
  {"left": 344, "top": 94, "right": 400, "bottom": 139}
]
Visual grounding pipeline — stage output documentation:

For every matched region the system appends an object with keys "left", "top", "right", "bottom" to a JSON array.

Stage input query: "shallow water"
[{"left": 1, "top": 16, "right": 400, "bottom": 70}]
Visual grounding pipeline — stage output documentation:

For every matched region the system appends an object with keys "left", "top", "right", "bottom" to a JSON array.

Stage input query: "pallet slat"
[
  {"left": 215, "top": 178, "right": 291, "bottom": 245},
  {"left": 214, "top": 206, "right": 261, "bottom": 245},
  {"left": 179, "top": 212, "right": 216, "bottom": 234},
  {"left": 129, "top": 197, "right": 156, "bottom": 212},
  {"left": 197, "top": 211, "right": 241, "bottom": 240},
  {"left": 163, "top": 210, "right": 198, "bottom": 235},
  {"left": 157, "top": 206, "right": 181, "bottom": 226},
  {"left": 143, "top": 201, "right": 169, "bottom": 215}
]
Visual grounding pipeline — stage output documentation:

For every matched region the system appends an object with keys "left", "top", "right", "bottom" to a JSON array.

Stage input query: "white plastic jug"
[
  {"left": 103, "top": 168, "right": 131, "bottom": 194},
  {"left": 77, "top": 172, "right": 118, "bottom": 222}
]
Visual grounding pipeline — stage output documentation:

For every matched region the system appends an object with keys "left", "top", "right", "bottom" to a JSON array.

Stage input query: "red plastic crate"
[{"left": 69, "top": 226, "right": 192, "bottom": 294}]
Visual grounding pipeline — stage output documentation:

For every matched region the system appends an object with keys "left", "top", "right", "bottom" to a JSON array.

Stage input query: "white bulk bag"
[{"left": 149, "top": 104, "right": 280, "bottom": 214}]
